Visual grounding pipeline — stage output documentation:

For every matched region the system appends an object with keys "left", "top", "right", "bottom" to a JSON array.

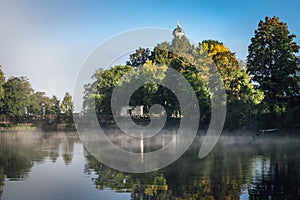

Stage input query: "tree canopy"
[
  {"left": 2, "top": 77, "right": 33, "bottom": 118},
  {"left": 126, "top": 47, "right": 151, "bottom": 68},
  {"left": 83, "top": 31, "right": 265, "bottom": 129},
  {"left": 27, "top": 92, "right": 50, "bottom": 116},
  {"left": 47, "top": 95, "right": 61, "bottom": 116},
  {"left": 0, "top": 67, "right": 73, "bottom": 123},
  {"left": 61, "top": 92, "right": 74, "bottom": 117},
  {"left": 247, "top": 16, "right": 300, "bottom": 100},
  {"left": 0, "top": 66, "right": 5, "bottom": 108}
]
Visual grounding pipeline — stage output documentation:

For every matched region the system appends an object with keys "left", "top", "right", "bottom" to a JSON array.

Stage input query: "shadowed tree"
[
  {"left": 0, "top": 66, "right": 5, "bottom": 111},
  {"left": 126, "top": 47, "right": 151, "bottom": 68},
  {"left": 247, "top": 16, "right": 300, "bottom": 101}
]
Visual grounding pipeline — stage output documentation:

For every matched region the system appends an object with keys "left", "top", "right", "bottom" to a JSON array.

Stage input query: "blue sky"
[{"left": 1, "top": 0, "right": 300, "bottom": 109}]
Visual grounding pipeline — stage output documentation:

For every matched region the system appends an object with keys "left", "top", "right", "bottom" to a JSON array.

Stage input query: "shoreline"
[
  {"left": 0, "top": 123, "right": 76, "bottom": 132},
  {"left": 1, "top": 121, "right": 299, "bottom": 136}
]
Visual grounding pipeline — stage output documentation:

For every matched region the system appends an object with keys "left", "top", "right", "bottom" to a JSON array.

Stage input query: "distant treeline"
[{"left": 0, "top": 69, "right": 74, "bottom": 125}]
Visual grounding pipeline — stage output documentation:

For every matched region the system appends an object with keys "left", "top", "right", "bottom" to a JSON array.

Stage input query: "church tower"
[{"left": 173, "top": 20, "right": 185, "bottom": 39}]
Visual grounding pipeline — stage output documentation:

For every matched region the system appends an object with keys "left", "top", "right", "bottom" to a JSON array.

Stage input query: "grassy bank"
[{"left": 0, "top": 122, "right": 76, "bottom": 132}]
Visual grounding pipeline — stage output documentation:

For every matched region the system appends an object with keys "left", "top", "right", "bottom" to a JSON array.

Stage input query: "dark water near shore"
[{"left": 0, "top": 131, "right": 299, "bottom": 200}]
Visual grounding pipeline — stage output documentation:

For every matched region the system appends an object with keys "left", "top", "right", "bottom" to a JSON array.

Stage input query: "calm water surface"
[{"left": 0, "top": 131, "right": 299, "bottom": 200}]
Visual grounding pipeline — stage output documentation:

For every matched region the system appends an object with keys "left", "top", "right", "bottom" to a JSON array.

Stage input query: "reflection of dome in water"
[{"left": 173, "top": 20, "right": 185, "bottom": 39}]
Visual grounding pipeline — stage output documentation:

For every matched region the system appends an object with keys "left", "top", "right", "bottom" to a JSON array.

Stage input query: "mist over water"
[{"left": 0, "top": 130, "right": 299, "bottom": 199}]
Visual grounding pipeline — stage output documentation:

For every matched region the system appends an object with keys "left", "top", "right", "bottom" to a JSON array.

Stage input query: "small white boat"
[
  {"left": 256, "top": 128, "right": 279, "bottom": 136},
  {"left": 261, "top": 129, "right": 279, "bottom": 133}
]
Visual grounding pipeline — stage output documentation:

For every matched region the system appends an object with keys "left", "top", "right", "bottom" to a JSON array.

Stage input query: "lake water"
[{"left": 0, "top": 131, "right": 299, "bottom": 200}]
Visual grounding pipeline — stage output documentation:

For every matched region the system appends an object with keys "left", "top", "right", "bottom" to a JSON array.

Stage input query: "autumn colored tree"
[{"left": 198, "top": 40, "right": 264, "bottom": 128}]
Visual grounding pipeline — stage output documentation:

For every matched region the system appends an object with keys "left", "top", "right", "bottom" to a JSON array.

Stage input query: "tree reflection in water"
[
  {"left": 0, "top": 131, "right": 79, "bottom": 197},
  {"left": 248, "top": 147, "right": 300, "bottom": 199},
  {"left": 84, "top": 136, "right": 300, "bottom": 200},
  {"left": 0, "top": 132, "right": 299, "bottom": 199}
]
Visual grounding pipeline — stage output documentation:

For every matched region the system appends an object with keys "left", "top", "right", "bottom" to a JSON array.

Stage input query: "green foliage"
[
  {"left": 61, "top": 92, "right": 74, "bottom": 117},
  {"left": 246, "top": 16, "right": 300, "bottom": 127},
  {"left": 82, "top": 19, "right": 300, "bottom": 130},
  {"left": 201, "top": 40, "right": 244, "bottom": 99},
  {"left": 2, "top": 77, "right": 33, "bottom": 118},
  {"left": 0, "top": 66, "right": 5, "bottom": 111},
  {"left": 123, "top": 61, "right": 168, "bottom": 114},
  {"left": 0, "top": 65, "right": 4, "bottom": 101},
  {"left": 0, "top": 19, "right": 299, "bottom": 130},
  {"left": 84, "top": 36, "right": 265, "bottom": 128},
  {"left": 83, "top": 66, "right": 134, "bottom": 116},
  {"left": 27, "top": 92, "right": 50, "bottom": 116},
  {"left": 170, "top": 35, "right": 192, "bottom": 55},
  {"left": 198, "top": 40, "right": 264, "bottom": 129},
  {"left": 0, "top": 66, "right": 67, "bottom": 123},
  {"left": 47, "top": 95, "right": 61, "bottom": 116},
  {"left": 247, "top": 16, "right": 300, "bottom": 101},
  {"left": 126, "top": 47, "right": 151, "bottom": 68},
  {"left": 183, "top": 65, "right": 211, "bottom": 121}
]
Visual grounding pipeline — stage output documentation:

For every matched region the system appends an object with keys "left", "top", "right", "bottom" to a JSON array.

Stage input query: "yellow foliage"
[{"left": 202, "top": 41, "right": 230, "bottom": 57}]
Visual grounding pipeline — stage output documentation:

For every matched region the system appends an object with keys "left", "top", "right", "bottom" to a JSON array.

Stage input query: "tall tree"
[
  {"left": 200, "top": 40, "right": 264, "bottom": 104},
  {"left": 247, "top": 16, "right": 300, "bottom": 100},
  {"left": 2, "top": 77, "right": 33, "bottom": 118},
  {"left": 0, "top": 65, "right": 5, "bottom": 110},
  {"left": 198, "top": 40, "right": 264, "bottom": 128},
  {"left": 61, "top": 92, "right": 74, "bottom": 117},
  {"left": 47, "top": 95, "right": 61, "bottom": 116}
]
